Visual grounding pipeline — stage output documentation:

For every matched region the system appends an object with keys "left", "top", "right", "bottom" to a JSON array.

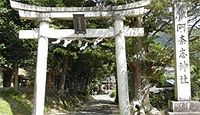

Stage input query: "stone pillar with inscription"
[
  {"left": 167, "top": 0, "right": 200, "bottom": 114},
  {"left": 174, "top": 0, "right": 191, "bottom": 102}
]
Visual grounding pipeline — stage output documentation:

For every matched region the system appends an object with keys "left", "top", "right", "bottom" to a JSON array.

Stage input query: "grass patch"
[
  {"left": 0, "top": 88, "right": 90, "bottom": 115},
  {"left": 45, "top": 93, "right": 91, "bottom": 114},
  {"left": 0, "top": 88, "right": 32, "bottom": 115},
  {"left": 0, "top": 97, "right": 13, "bottom": 115}
]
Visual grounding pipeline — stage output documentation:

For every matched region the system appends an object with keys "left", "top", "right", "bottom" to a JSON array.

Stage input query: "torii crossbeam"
[
  {"left": 10, "top": 0, "right": 150, "bottom": 19},
  {"left": 19, "top": 27, "right": 144, "bottom": 39}
]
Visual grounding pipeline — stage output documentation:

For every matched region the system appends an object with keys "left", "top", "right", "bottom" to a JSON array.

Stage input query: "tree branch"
[
  {"left": 189, "top": 35, "right": 200, "bottom": 42},
  {"left": 163, "top": 37, "right": 173, "bottom": 50},
  {"left": 152, "top": 20, "right": 171, "bottom": 37},
  {"left": 188, "top": 18, "right": 200, "bottom": 37}
]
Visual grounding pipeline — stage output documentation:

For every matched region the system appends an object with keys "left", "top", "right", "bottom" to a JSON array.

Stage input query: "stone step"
[{"left": 168, "top": 112, "right": 200, "bottom": 115}]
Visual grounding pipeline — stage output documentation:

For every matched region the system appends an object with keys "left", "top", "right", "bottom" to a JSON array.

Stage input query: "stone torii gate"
[{"left": 9, "top": 0, "right": 150, "bottom": 115}]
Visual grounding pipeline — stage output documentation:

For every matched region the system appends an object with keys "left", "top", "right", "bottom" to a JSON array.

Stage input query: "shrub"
[{"left": 149, "top": 89, "right": 174, "bottom": 110}]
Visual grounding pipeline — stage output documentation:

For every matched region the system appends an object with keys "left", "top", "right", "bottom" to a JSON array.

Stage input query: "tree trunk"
[
  {"left": 131, "top": 17, "right": 143, "bottom": 98},
  {"left": 59, "top": 57, "right": 68, "bottom": 92},
  {"left": 114, "top": 75, "right": 118, "bottom": 103},
  {"left": 47, "top": 70, "right": 51, "bottom": 90},
  {"left": 0, "top": 69, "right": 3, "bottom": 87},
  {"left": 141, "top": 81, "right": 152, "bottom": 112},
  {"left": 14, "top": 65, "right": 19, "bottom": 89},
  {"left": 3, "top": 69, "right": 12, "bottom": 87},
  {"left": 131, "top": 61, "right": 142, "bottom": 98},
  {"left": 47, "top": 69, "right": 56, "bottom": 90},
  {"left": 130, "top": 16, "right": 154, "bottom": 112}
]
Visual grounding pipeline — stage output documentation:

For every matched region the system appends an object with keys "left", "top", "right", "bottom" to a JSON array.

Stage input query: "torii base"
[{"left": 166, "top": 101, "right": 200, "bottom": 115}]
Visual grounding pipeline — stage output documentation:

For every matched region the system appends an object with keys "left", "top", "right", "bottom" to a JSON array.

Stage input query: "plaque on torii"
[
  {"left": 9, "top": 0, "right": 151, "bottom": 115},
  {"left": 73, "top": 14, "right": 86, "bottom": 34}
]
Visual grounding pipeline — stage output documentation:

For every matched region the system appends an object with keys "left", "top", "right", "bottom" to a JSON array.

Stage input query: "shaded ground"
[{"left": 52, "top": 94, "right": 119, "bottom": 115}]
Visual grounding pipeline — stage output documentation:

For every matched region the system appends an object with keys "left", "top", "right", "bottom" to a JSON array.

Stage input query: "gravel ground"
[{"left": 51, "top": 94, "right": 119, "bottom": 115}]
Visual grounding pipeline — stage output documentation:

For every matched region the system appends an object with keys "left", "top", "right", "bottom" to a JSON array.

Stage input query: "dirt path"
[{"left": 60, "top": 95, "right": 119, "bottom": 115}]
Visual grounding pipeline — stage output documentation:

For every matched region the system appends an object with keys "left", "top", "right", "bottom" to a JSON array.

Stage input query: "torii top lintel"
[{"left": 10, "top": 0, "right": 151, "bottom": 20}]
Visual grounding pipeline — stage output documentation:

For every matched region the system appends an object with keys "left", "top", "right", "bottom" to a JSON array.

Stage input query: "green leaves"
[{"left": 0, "top": 0, "right": 37, "bottom": 68}]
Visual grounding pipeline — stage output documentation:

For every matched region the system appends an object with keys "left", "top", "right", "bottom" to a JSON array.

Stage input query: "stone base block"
[
  {"left": 167, "top": 112, "right": 200, "bottom": 115},
  {"left": 169, "top": 101, "right": 200, "bottom": 112},
  {"left": 166, "top": 101, "right": 200, "bottom": 115}
]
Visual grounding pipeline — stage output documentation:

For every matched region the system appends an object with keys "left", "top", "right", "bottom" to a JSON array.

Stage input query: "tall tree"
[{"left": 0, "top": 0, "right": 37, "bottom": 89}]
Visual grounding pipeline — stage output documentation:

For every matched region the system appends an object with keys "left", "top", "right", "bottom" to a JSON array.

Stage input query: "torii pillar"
[
  {"left": 114, "top": 15, "right": 130, "bottom": 115},
  {"left": 33, "top": 18, "right": 49, "bottom": 115}
]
